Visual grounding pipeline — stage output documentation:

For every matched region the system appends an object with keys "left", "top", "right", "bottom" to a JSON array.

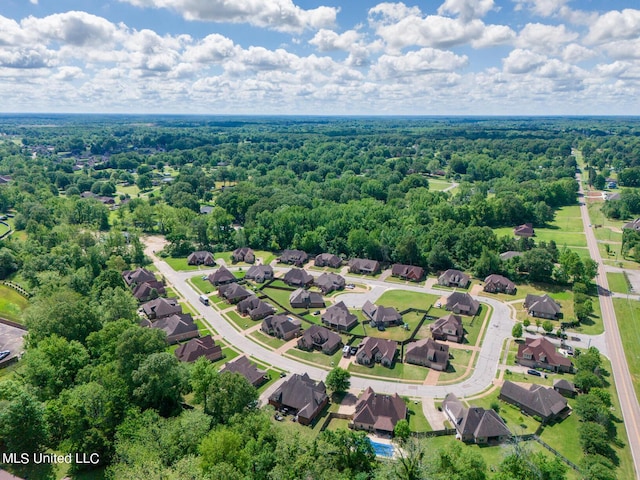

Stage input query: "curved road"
[
  {"left": 152, "top": 255, "right": 514, "bottom": 399},
  {"left": 577, "top": 173, "right": 640, "bottom": 475}
]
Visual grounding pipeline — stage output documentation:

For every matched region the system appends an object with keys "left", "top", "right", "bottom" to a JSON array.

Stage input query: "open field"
[
  {"left": 375, "top": 290, "right": 439, "bottom": 311},
  {"left": 428, "top": 179, "right": 455, "bottom": 191},
  {"left": 612, "top": 298, "right": 640, "bottom": 400},
  {"left": 608, "top": 272, "right": 630, "bottom": 294},
  {"left": 164, "top": 256, "right": 202, "bottom": 271},
  {"left": 0, "top": 285, "right": 29, "bottom": 323}
]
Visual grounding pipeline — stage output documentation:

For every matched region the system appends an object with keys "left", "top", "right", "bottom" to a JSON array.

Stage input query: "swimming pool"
[{"left": 369, "top": 439, "right": 395, "bottom": 458}]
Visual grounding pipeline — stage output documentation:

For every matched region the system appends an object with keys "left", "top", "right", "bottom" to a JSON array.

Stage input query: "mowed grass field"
[
  {"left": 0, "top": 285, "right": 29, "bottom": 323},
  {"left": 375, "top": 290, "right": 439, "bottom": 311},
  {"left": 493, "top": 205, "right": 586, "bottom": 248},
  {"left": 612, "top": 298, "right": 640, "bottom": 400},
  {"left": 607, "top": 272, "right": 630, "bottom": 294}
]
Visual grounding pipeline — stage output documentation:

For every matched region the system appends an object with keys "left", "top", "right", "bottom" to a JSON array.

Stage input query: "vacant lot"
[{"left": 375, "top": 290, "right": 439, "bottom": 311}]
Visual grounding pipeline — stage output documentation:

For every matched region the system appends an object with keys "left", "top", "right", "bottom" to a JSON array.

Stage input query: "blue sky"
[{"left": 0, "top": 0, "right": 639, "bottom": 115}]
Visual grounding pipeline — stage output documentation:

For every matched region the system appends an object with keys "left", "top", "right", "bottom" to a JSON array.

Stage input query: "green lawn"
[
  {"left": 607, "top": 272, "right": 630, "bottom": 294},
  {"left": 436, "top": 348, "right": 475, "bottom": 384},
  {"left": 164, "top": 256, "right": 202, "bottom": 271},
  {"left": 253, "top": 250, "right": 277, "bottom": 265},
  {"left": 375, "top": 290, "right": 439, "bottom": 311},
  {"left": 0, "top": 222, "right": 10, "bottom": 237},
  {"left": 116, "top": 183, "right": 140, "bottom": 197},
  {"left": 249, "top": 330, "right": 287, "bottom": 350},
  {"left": 406, "top": 400, "right": 432, "bottom": 432},
  {"left": 213, "top": 251, "right": 233, "bottom": 264},
  {"left": 428, "top": 179, "right": 455, "bottom": 191},
  {"left": 538, "top": 409, "right": 583, "bottom": 466},
  {"left": 285, "top": 348, "right": 343, "bottom": 368},
  {"left": 226, "top": 310, "right": 254, "bottom": 331},
  {"left": 261, "top": 287, "right": 311, "bottom": 314},
  {"left": 348, "top": 360, "right": 428, "bottom": 382},
  {"left": 0, "top": 285, "right": 29, "bottom": 323},
  {"left": 189, "top": 275, "right": 215, "bottom": 294},
  {"left": 612, "top": 298, "right": 640, "bottom": 400}
]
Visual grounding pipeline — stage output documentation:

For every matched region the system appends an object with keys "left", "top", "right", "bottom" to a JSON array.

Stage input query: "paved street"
[{"left": 577, "top": 173, "right": 640, "bottom": 474}]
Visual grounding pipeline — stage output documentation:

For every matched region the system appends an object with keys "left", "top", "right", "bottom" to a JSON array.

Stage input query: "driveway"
[{"left": 0, "top": 320, "right": 27, "bottom": 366}]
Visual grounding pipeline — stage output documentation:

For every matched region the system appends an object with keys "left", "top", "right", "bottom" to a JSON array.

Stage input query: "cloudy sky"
[{"left": 1, "top": 0, "right": 639, "bottom": 115}]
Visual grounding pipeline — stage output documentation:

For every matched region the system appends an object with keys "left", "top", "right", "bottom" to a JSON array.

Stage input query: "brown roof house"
[
  {"left": 322, "top": 301, "right": 358, "bottom": 332},
  {"left": 438, "top": 269, "right": 470, "bottom": 288},
  {"left": 278, "top": 249, "right": 309, "bottom": 267},
  {"left": 237, "top": 296, "right": 276, "bottom": 321},
  {"left": 123, "top": 267, "right": 156, "bottom": 287},
  {"left": 245, "top": 265, "right": 274, "bottom": 283},
  {"left": 297, "top": 325, "right": 342, "bottom": 355},
  {"left": 269, "top": 373, "right": 328, "bottom": 425},
  {"left": 524, "top": 294, "right": 562, "bottom": 320},
  {"left": 289, "top": 288, "right": 325, "bottom": 309},
  {"left": 362, "top": 300, "right": 402, "bottom": 328},
  {"left": 352, "top": 387, "right": 407, "bottom": 436},
  {"left": 142, "top": 313, "right": 199, "bottom": 344},
  {"left": 443, "top": 393, "right": 511, "bottom": 444},
  {"left": 314, "top": 272, "right": 345, "bottom": 294},
  {"left": 207, "top": 266, "right": 237, "bottom": 286},
  {"left": 218, "top": 283, "right": 252, "bottom": 304},
  {"left": 283, "top": 268, "right": 314, "bottom": 287},
  {"left": 499, "top": 381, "right": 571, "bottom": 423},
  {"left": 220, "top": 355, "right": 268, "bottom": 387},
  {"left": 391, "top": 264, "right": 425, "bottom": 282},
  {"left": 315, "top": 253, "right": 342, "bottom": 269},
  {"left": 131, "top": 280, "right": 166, "bottom": 302},
  {"left": 141, "top": 297, "right": 181, "bottom": 320},
  {"left": 356, "top": 337, "right": 397, "bottom": 368},
  {"left": 175, "top": 335, "right": 223, "bottom": 363},
  {"left": 187, "top": 251, "right": 215, "bottom": 266},
  {"left": 348, "top": 258, "right": 381, "bottom": 275},
  {"left": 483, "top": 274, "right": 516, "bottom": 295},
  {"left": 231, "top": 247, "right": 255, "bottom": 264},
  {"left": 430, "top": 313, "right": 464, "bottom": 343},
  {"left": 405, "top": 338, "right": 449, "bottom": 371},
  {"left": 514, "top": 223, "right": 535, "bottom": 237},
  {"left": 516, "top": 337, "right": 573, "bottom": 373},
  {"left": 445, "top": 292, "right": 480, "bottom": 316},
  {"left": 553, "top": 379, "right": 578, "bottom": 398},
  {"left": 261, "top": 314, "right": 302, "bottom": 340}
]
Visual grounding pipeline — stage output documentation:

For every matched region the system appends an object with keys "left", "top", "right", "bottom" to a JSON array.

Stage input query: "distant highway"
[{"left": 576, "top": 172, "right": 640, "bottom": 477}]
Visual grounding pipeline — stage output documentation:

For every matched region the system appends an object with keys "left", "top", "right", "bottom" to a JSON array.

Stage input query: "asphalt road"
[{"left": 577, "top": 173, "right": 640, "bottom": 476}]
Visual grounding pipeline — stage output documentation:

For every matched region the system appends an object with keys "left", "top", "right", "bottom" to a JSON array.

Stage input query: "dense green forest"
[{"left": 0, "top": 115, "right": 638, "bottom": 479}]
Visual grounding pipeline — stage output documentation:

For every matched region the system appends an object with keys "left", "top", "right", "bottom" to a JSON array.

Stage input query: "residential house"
[
  {"left": 231, "top": 247, "right": 255, "bottom": 264},
  {"left": 391, "top": 264, "right": 425, "bottom": 282},
  {"left": 483, "top": 274, "right": 516, "bottom": 295},
  {"left": 141, "top": 297, "right": 181, "bottom": 320},
  {"left": 499, "top": 381, "right": 570, "bottom": 423},
  {"left": 314, "top": 253, "right": 342, "bottom": 269},
  {"left": 623, "top": 218, "right": 640, "bottom": 231},
  {"left": 445, "top": 292, "right": 480, "bottom": 316},
  {"left": 220, "top": 355, "right": 268, "bottom": 387},
  {"left": 237, "top": 296, "right": 276, "bottom": 321},
  {"left": 356, "top": 337, "right": 397, "bottom": 368},
  {"left": 314, "top": 272, "right": 345, "bottom": 294},
  {"left": 199, "top": 205, "right": 214, "bottom": 215},
  {"left": 362, "top": 300, "right": 402, "bottom": 327},
  {"left": 278, "top": 249, "right": 309, "bottom": 267},
  {"left": 553, "top": 379, "right": 578, "bottom": 398},
  {"left": 322, "top": 301, "right": 359, "bottom": 332},
  {"left": 245, "top": 265, "right": 274, "bottom": 283},
  {"left": 352, "top": 387, "right": 407, "bottom": 436},
  {"left": 523, "top": 294, "right": 562, "bottom": 319},
  {"left": 499, "top": 251, "right": 522, "bottom": 261},
  {"left": 141, "top": 313, "right": 199, "bottom": 344},
  {"left": 443, "top": 393, "right": 511, "bottom": 444},
  {"left": 131, "top": 280, "right": 166, "bottom": 302},
  {"left": 175, "top": 335, "right": 223, "bottom": 363},
  {"left": 289, "top": 288, "right": 325, "bottom": 309},
  {"left": 122, "top": 267, "right": 156, "bottom": 287},
  {"left": 514, "top": 223, "right": 535, "bottom": 237},
  {"left": 516, "top": 337, "right": 573, "bottom": 373},
  {"left": 218, "top": 283, "right": 252, "bottom": 304},
  {"left": 404, "top": 338, "right": 449, "bottom": 371},
  {"left": 207, "top": 266, "right": 237, "bottom": 286},
  {"left": 187, "top": 251, "right": 215, "bottom": 266},
  {"left": 348, "top": 258, "right": 381, "bottom": 275},
  {"left": 430, "top": 313, "right": 464, "bottom": 343},
  {"left": 283, "top": 268, "right": 314, "bottom": 287},
  {"left": 297, "top": 325, "right": 342, "bottom": 355},
  {"left": 261, "top": 314, "right": 302, "bottom": 340},
  {"left": 268, "top": 373, "right": 328, "bottom": 425},
  {"left": 438, "top": 269, "right": 470, "bottom": 288}
]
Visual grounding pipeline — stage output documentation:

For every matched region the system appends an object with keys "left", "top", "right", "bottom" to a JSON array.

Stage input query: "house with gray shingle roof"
[
  {"left": 207, "top": 266, "right": 237, "bottom": 286},
  {"left": 445, "top": 292, "right": 479, "bottom": 316},
  {"left": 443, "top": 393, "right": 511, "bottom": 444},
  {"left": 314, "top": 272, "right": 345, "bottom": 294},
  {"left": 322, "top": 301, "right": 358, "bottom": 332},
  {"left": 220, "top": 355, "right": 268, "bottom": 387},
  {"left": 261, "top": 314, "right": 302, "bottom": 340},
  {"left": 430, "top": 313, "right": 464, "bottom": 343},
  {"left": 289, "top": 288, "right": 325, "bottom": 309},
  {"left": 500, "top": 381, "right": 570, "bottom": 423},
  {"left": 362, "top": 300, "right": 402, "bottom": 327},
  {"left": 356, "top": 337, "right": 397, "bottom": 368},
  {"left": 283, "top": 268, "right": 314, "bottom": 287},
  {"left": 523, "top": 294, "right": 562, "bottom": 319},
  {"left": 438, "top": 269, "right": 470, "bottom": 288},
  {"left": 269, "top": 373, "right": 328, "bottom": 425},
  {"left": 405, "top": 338, "right": 449, "bottom": 371},
  {"left": 297, "top": 325, "right": 342, "bottom": 355},
  {"left": 352, "top": 387, "right": 407, "bottom": 435}
]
